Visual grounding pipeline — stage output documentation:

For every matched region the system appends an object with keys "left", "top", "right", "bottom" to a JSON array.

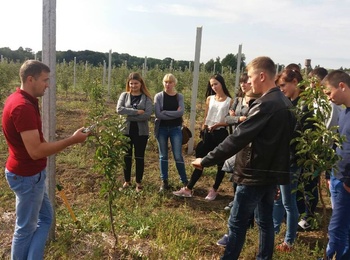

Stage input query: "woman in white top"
[{"left": 173, "top": 74, "right": 233, "bottom": 200}]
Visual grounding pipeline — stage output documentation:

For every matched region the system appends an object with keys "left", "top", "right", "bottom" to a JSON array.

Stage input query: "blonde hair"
[
  {"left": 163, "top": 73, "right": 178, "bottom": 85},
  {"left": 246, "top": 56, "right": 276, "bottom": 80}
]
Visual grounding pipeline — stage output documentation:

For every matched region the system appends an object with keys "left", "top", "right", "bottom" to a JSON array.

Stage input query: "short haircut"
[
  {"left": 309, "top": 67, "right": 328, "bottom": 80},
  {"left": 163, "top": 73, "right": 178, "bottom": 85},
  {"left": 19, "top": 60, "right": 50, "bottom": 83},
  {"left": 322, "top": 70, "right": 350, "bottom": 88},
  {"left": 285, "top": 63, "right": 301, "bottom": 72},
  {"left": 246, "top": 56, "right": 276, "bottom": 79}
]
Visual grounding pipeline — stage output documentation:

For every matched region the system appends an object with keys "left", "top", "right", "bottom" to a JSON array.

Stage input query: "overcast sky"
[{"left": 1, "top": 0, "right": 350, "bottom": 69}]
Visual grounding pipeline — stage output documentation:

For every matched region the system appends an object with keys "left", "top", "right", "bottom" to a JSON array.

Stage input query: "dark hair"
[
  {"left": 308, "top": 67, "right": 328, "bottom": 80},
  {"left": 277, "top": 69, "right": 303, "bottom": 85},
  {"left": 285, "top": 63, "right": 301, "bottom": 72},
  {"left": 126, "top": 72, "right": 152, "bottom": 99},
  {"left": 322, "top": 70, "right": 350, "bottom": 89},
  {"left": 205, "top": 74, "right": 232, "bottom": 98},
  {"left": 239, "top": 73, "right": 248, "bottom": 84},
  {"left": 19, "top": 60, "right": 50, "bottom": 83}
]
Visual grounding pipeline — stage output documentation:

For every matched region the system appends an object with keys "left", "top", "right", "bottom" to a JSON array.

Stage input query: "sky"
[{"left": 1, "top": 0, "right": 350, "bottom": 69}]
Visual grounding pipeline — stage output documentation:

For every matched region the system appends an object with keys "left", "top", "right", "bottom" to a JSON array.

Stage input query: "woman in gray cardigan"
[
  {"left": 154, "top": 73, "right": 188, "bottom": 191},
  {"left": 117, "top": 72, "right": 153, "bottom": 192}
]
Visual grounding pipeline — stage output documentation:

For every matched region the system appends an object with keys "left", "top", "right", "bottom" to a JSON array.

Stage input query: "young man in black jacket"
[{"left": 192, "top": 56, "right": 296, "bottom": 260}]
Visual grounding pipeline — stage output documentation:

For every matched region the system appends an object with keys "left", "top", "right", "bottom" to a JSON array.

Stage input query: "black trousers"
[
  {"left": 123, "top": 134, "right": 149, "bottom": 183},
  {"left": 187, "top": 128, "right": 228, "bottom": 190}
]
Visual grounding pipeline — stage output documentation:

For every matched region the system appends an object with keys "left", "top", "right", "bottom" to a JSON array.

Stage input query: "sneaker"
[
  {"left": 298, "top": 219, "right": 311, "bottom": 230},
  {"left": 173, "top": 187, "right": 193, "bottom": 198},
  {"left": 224, "top": 200, "right": 234, "bottom": 211},
  {"left": 216, "top": 234, "right": 229, "bottom": 247},
  {"left": 205, "top": 188, "right": 218, "bottom": 201},
  {"left": 276, "top": 242, "right": 293, "bottom": 252}
]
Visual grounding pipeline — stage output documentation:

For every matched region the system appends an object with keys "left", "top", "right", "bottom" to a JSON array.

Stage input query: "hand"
[
  {"left": 274, "top": 187, "right": 281, "bottom": 200},
  {"left": 343, "top": 183, "right": 350, "bottom": 193},
  {"left": 326, "top": 179, "right": 330, "bottom": 190},
  {"left": 208, "top": 123, "right": 219, "bottom": 132},
  {"left": 137, "top": 110, "right": 145, "bottom": 115},
  {"left": 72, "top": 127, "right": 90, "bottom": 143},
  {"left": 239, "top": 116, "right": 247, "bottom": 122},
  {"left": 192, "top": 158, "right": 203, "bottom": 170},
  {"left": 229, "top": 110, "right": 236, "bottom": 116},
  {"left": 177, "top": 106, "right": 182, "bottom": 111}
]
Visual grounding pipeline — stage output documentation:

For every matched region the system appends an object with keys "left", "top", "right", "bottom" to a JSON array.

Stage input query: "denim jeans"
[
  {"left": 273, "top": 164, "right": 300, "bottom": 244},
  {"left": 326, "top": 176, "right": 350, "bottom": 259},
  {"left": 5, "top": 169, "right": 53, "bottom": 260},
  {"left": 156, "top": 126, "right": 187, "bottom": 184},
  {"left": 222, "top": 184, "right": 275, "bottom": 260}
]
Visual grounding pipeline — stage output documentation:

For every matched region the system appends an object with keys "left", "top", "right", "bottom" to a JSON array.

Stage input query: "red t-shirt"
[{"left": 2, "top": 88, "right": 47, "bottom": 176}]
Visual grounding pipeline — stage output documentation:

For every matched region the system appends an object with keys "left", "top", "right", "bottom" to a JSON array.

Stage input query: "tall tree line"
[{"left": 0, "top": 47, "right": 246, "bottom": 72}]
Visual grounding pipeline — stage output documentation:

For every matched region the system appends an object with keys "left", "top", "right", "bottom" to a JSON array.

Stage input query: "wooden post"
[
  {"left": 188, "top": 26, "right": 202, "bottom": 154},
  {"left": 42, "top": 0, "right": 57, "bottom": 240},
  {"left": 234, "top": 44, "right": 242, "bottom": 93}
]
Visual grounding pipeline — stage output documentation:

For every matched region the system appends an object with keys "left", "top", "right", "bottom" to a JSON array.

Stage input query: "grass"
[{"left": 0, "top": 91, "right": 330, "bottom": 259}]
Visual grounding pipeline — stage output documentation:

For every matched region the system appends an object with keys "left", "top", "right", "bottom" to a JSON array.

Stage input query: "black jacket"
[{"left": 201, "top": 87, "right": 296, "bottom": 186}]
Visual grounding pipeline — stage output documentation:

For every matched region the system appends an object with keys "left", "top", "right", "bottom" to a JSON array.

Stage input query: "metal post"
[
  {"left": 188, "top": 26, "right": 202, "bottom": 154},
  {"left": 42, "top": 0, "right": 57, "bottom": 240}
]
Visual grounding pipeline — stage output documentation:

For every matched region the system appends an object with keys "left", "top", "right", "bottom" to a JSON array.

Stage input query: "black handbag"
[{"left": 182, "top": 126, "right": 192, "bottom": 145}]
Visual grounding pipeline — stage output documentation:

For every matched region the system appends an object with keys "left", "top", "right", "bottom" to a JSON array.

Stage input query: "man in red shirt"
[{"left": 2, "top": 60, "right": 90, "bottom": 260}]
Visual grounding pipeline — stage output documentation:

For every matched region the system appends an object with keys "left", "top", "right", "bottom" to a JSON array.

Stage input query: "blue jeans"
[
  {"left": 326, "top": 176, "right": 350, "bottom": 259},
  {"left": 273, "top": 165, "right": 300, "bottom": 244},
  {"left": 156, "top": 126, "right": 188, "bottom": 184},
  {"left": 5, "top": 169, "right": 53, "bottom": 260},
  {"left": 222, "top": 184, "right": 275, "bottom": 260}
]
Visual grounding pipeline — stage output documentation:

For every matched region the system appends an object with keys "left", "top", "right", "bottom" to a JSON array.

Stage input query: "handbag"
[{"left": 182, "top": 125, "right": 192, "bottom": 145}]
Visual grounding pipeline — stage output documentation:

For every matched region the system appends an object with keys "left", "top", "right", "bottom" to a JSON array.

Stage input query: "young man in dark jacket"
[{"left": 192, "top": 56, "right": 296, "bottom": 260}]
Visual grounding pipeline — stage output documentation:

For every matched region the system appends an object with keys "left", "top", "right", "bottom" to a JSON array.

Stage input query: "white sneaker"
[
  {"left": 205, "top": 188, "right": 218, "bottom": 201},
  {"left": 173, "top": 187, "right": 193, "bottom": 198},
  {"left": 298, "top": 219, "right": 311, "bottom": 230}
]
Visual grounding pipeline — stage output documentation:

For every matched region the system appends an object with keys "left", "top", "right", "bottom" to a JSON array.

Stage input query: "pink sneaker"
[
  {"left": 173, "top": 187, "right": 193, "bottom": 198},
  {"left": 205, "top": 188, "right": 218, "bottom": 200}
]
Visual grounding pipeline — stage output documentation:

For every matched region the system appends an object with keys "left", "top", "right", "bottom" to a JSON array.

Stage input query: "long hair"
[
  {"left": 205, "top": 74, "right": 232, "bottom": 98},
  {"left": 125, "top": 72, "right": 152, "bottom": 99}
]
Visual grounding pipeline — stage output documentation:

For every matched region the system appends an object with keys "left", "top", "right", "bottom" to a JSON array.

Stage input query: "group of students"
[
  {"left": 116, "top": 59, "right": 350, "bottom": 260},
  {"left": 116, "top": 72, "right": 239, "bottom": 200},
  {"left": 4, "top": 58, "right": 350, "bottom": 260}
]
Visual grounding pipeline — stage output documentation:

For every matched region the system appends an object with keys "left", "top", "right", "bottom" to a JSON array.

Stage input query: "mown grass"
[{"left": 0, "top": 91, "right": 329, "bottom": 259}]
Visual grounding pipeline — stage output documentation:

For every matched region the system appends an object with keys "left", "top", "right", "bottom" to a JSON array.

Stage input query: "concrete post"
[
  {"left": 188, "top": 26, "right": 202, "bottom": 154},
  {"left": 234, "top": 44, "right": 242, "bottom": 93},
  {"left": 42, "top": 0, "right": 57, "bottom": 240}
]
